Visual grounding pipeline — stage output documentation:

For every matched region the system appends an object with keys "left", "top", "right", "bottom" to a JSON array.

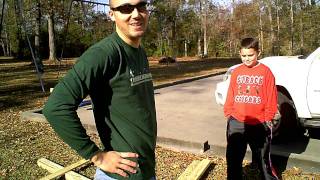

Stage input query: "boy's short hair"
[{"left": 240, "top": 37, "right": 259, "bottom": 51}]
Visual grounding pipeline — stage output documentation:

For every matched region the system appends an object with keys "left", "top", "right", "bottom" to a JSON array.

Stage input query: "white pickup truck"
[{"left": 215, "top": 47, "right": 320, "bottom": 136}]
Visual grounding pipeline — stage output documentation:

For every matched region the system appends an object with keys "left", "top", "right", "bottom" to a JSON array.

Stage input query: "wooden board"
[
  {"left": 38, "top": 158, "right": 90, "bottom": 180},
  {"left": 178, "top": 159, "right": 212, "bottom": 180},
  {"left": 178, "top": 160, "right": 200, "bottom": 180},
  {"left": 191, "top": 159, "right": 212, "bottom": 179}
]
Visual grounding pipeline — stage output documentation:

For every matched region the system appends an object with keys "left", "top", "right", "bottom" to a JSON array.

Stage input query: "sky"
[{"left": 95, "top": 0, "right": 110, "bottom": 13}]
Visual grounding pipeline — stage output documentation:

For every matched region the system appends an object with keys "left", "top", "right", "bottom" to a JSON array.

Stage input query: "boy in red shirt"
[{"left": 224, "top": 37, "right": 279, "bottom": 180}]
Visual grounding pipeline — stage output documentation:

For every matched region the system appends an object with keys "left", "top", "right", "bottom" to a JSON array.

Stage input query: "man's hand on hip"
[{"left": 91, "top": 151, "right": 139, "bottom": 177}]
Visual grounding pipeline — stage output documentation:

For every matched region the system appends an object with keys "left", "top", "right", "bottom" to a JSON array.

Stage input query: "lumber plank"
[
  {"left": 177, "top": 160, "right": 200, "bottom": 180},
  {"left": 39, "top": 158, "right": 90, "bottom": 180},
  {"left": 177, "top": 159, "right": 212, "bottom": 180},
  {"left": 191, "top": 159, "right": 212, "bottom": 180},
  {"left": 37, "top": 158, "right": 90, "bottom": 180}
]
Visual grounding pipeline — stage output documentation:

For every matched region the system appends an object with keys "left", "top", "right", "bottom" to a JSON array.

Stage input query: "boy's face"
[{"left": 239, "top": 48, "right": 260, "bottom": 68}]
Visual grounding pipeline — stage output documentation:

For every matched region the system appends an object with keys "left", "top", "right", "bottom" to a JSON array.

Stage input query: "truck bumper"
[{"left": 301, "top": 118, "right": 320, "bottom": 128}]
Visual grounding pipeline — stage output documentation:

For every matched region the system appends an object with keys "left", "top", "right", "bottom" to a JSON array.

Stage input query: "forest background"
[{"left": 1, "top": 0, "right": 320, "bottom": 66}]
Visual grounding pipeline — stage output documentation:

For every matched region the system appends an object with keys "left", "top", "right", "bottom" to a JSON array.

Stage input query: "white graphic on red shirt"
[{"left": 235, "top": 75, "right": 264, "bottom": 104}]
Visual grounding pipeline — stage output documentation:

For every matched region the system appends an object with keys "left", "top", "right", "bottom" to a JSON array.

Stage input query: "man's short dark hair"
[{"left": 240, "top": 37, "right": 259, "bottom": 51}]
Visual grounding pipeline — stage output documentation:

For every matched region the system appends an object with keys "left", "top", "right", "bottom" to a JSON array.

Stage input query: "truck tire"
[{"left": 272, "top": 90, "right": 303, "bottom": 139}]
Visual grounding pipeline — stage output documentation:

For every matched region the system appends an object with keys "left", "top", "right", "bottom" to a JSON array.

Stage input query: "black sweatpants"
[{"left": 226, "top": 116, "right": 279, "bottom": 180}]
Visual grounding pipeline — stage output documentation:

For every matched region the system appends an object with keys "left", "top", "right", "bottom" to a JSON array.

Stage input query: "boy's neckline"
[{"left": 244, "top": 62, "right": 260, "bottom": 68}]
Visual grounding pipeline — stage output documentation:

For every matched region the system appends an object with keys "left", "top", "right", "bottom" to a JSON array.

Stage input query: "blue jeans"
[{"left": 94, "top": 168, "right": 156, "bottom": 180}]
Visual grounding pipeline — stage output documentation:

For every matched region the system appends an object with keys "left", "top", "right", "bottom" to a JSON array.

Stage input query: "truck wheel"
[{"left": 272, "top": 90, "right": 303, "bottom": 139}]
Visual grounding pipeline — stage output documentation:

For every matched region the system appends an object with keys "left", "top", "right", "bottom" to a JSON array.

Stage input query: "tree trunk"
[
  {"left": 171, "top": 20, "right": 176, "bottom": 58},
  {"left": 35, "top": 0, "right": 43, "bottom": 73},
  {"left": 298, "top": 0, "right": 305, "bottom": 55},
  {"left": 203, "top": 0, "right": 208, "bottom": 57},
  {"left": 300, "top": 17, "right": 304, "bottom": 54},
  {"left": 159, "top": 36, "right": 163, "bottom": 56},
  {"left": 230, "top": 0, "right": 235, "bottom": 56},
  {"left": 4, "top": 31, "right": 9, "bottom": 56},
  {"left": 259, "top": 0, "right": 264, "bottom": 55},
  {"left": 184, "top": 40, "right": 187, "bottom": 57},
  {"left": 267, "top": 0, "right": 274, "bottom": 55},
  {"left": 35, "top": 0, "right": 41, "bottom": 60},
  {"left": 1, "top": 39, "right": 6, "bottom": 56},
  {"left": 276, "top": 0, "right": 280, "bottom": 55},
  {"left": 198, "top": 0, "right": 202, "bottom": 56},
  {"left": 14, "top": 0, "right": 24, "bottom": 59},
  {"left": 169, "top": 1, "right": 177, "bottom": 59},
  {"left": 290, "top": 0, "right": 294, "bottom": 55},
  {"left": 198, "top": 37, "right": 202, "bottom": 56},
  {"left": 48, "top": 14, "right": 57, "bottom": 61}
]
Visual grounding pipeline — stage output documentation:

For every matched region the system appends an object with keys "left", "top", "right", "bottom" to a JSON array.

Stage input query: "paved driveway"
[{"left": 155, "top": 75, "right": 227, "bottom": 149}]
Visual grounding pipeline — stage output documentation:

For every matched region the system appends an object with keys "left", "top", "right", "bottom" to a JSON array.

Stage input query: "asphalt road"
[{"left": 155, "top": 75, "right": 227, "bottom": 149}]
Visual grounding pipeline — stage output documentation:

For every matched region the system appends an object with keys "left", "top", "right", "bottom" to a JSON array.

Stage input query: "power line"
[{"left": 73, "top": 0, "right": 109, "bottom": 6}]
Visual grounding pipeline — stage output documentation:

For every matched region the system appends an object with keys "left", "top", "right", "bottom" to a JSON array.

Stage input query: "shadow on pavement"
[
  {"left": 270, "top": 127, "right": 320, "bottom": 176},
  {"left": 271, "top": 134, "right": 309, "bottom": 176},
  {"left": 308, "top": 128, "right": 320, "bottom": 140}
]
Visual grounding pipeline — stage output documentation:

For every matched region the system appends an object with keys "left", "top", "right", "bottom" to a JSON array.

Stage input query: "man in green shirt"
[{"left": 42, "top": 0, "right": 157, "bottom": 179}]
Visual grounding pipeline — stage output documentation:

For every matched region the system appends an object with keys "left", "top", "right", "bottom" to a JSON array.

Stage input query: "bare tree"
[
  {"left": 298, "top": 0, "right": 306, "bottom": 54},
  {"left": 203, "top": 0, "right": 208, "bottom": 57},
  {"left": 34, "top": 0, "right": 40, "bottom": 60},
  {"left": 276, "top": 0, "right": 280, "bottom": 55},
  {"left": 258, "top": 0, "right": 264, "bottom": 54},
  {"left": 266, "top": 0, "right": 275, "bottom": 55},
  {"left": 13, "top": 0, "right": 24, "bottom": 59},
  {"left": 290, "top": 0, "right": 294, "bottom": 55},
  {"left": 230, "top": 0, "right": 236, "bottom": 56},
  {"left": 198, "top": 0, "right": 203, "bottom": 56},
  {"left": 47, "top": 14, "right": 56, "bottom": 61},
  {"left": 35, "top": 0, "right": 43, "bottom": 72}
]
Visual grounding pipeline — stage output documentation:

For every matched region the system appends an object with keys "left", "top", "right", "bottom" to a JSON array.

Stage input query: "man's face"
[
  {"left": 109, "top": 0, "right": 149, "bottom": 45},
  {"left": 239, "top": 48, "right": 260, "bottom": 67}
]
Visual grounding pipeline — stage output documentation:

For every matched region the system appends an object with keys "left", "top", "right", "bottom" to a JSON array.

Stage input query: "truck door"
[{"left": 307, "top": 49, "right": 320, "bottom": 116}]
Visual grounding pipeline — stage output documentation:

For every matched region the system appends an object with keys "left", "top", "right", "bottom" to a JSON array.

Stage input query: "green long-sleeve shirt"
[{"left": 43, "top": 32, "right": 157, "bottom": 179}]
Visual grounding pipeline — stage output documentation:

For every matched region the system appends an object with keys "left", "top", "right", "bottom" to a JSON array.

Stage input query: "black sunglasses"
[{"left": 111, "top": 2, "right": 148, "bottom": 14}]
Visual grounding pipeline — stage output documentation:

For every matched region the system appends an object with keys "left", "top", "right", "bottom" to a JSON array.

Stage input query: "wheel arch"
[
  {"left": 276, "top": 85, "right": 293, "bottom": 101},
  {"left": 276, "top": 85, "right": 312, "bottom": 118},
  {"left": 275, "top": 85, "right": 305, "bottom": 137}
]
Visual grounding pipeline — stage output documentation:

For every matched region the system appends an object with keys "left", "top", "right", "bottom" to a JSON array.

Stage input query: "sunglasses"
[{"left": 111, "top": 2, "right": 148, "bottom": 14}]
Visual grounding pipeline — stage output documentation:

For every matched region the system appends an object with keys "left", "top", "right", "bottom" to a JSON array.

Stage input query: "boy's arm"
[
  {"left": 264, "top": 70, "right": 278, "bottom": 121},
  {"left": 224, "top": 74, "right": 235, "bottom": 118}
]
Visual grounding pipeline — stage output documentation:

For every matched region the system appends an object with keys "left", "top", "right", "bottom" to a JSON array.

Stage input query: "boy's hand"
[
  {"left": 91, "top": 151, "right": 139, "bottom": 177},
  {"left": 264, "top": 121, "right": 273, "bottom": 129}
]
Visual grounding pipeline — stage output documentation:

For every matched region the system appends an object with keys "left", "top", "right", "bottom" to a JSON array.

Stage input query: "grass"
[{"left": 1, "top": 57, "right": 319, "bottom": 179}]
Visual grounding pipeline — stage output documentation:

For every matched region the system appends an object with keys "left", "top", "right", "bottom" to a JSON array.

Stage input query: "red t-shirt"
[{"left": 224, "top": 63, "right": 277, "bottom": 124}]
